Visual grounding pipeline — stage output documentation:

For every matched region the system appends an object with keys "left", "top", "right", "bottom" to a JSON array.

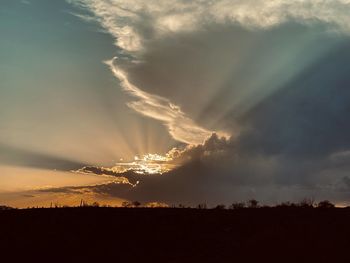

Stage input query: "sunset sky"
[{"left": 2, "top": 0, "right": 350, "bottom": 207}]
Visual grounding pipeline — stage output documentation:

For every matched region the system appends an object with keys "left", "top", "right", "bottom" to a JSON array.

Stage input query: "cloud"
[
  {"left": 69, "top": 0, "right": 350, "bottom": 145},
  {"left": 81, "top": 130, "right": 350, "bottom": 205},
  {"left": 68, "top": 0, "right": 350, "bottom": 204},
  {"left": 71, "top": 0, "right": 350, "bottom": 52},
  {"left": 75, "top": 46, "right": 350, "bottom": 203},
  {"left": 104, "top": 57, "right": 223, "bottom": 144}
]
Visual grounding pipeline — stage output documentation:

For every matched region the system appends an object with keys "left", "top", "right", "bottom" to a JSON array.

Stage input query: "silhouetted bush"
[
  {"left": 0, "top": 205, "right": 14, "bottom": 210},
  {"left": 145, "top": 202, "right": 169, "bottom": 208},
  {"left": 92, "top": 202, "right": 100, "bottom": 207},
  {"left": 122, "top": 201, "right": 133, "bottom": 208},
  {"left": 317, "top": 200, "right": 335, "bottom": 208},
  {"left": 214, "top": 204, "right": 226, "bottom": 210},
  {"left": 247, "top": 199, "right": 259, "bottom": 208},
  {"left": 229, "top": 202, "right": 245, "bottom": 209},
  {"left": 197, "top": 203, "right": 207, "bottom": 209},
  {"left": 276, "top": 202, "right": 297, "bottom": 208}
]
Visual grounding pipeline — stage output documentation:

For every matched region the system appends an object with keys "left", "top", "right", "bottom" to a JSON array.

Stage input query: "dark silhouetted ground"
[{"left": 1, "top": 207, "right": 350, "bottom": 262}]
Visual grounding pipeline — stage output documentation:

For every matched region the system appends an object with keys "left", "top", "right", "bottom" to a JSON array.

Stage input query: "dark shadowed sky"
[{"left": 2, "top": 0, "right": 350, "bottom": 207}]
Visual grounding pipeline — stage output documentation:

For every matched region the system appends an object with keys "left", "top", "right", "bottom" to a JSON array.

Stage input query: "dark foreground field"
[{"left": 1, "top": 207, "right": 350, "bottom": 262}]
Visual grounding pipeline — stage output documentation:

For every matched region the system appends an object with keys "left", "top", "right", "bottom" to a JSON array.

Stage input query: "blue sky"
[{"left": 0, "top": 0, "right": 174, "bottom": 167}]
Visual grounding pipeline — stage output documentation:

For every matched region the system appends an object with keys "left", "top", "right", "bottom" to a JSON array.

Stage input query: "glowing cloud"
[
  {"left": 74, "top": 133, "right": 228, "bottom": 177},
  {"left": 75, "top": 150, "right": 184, "bottom": 177}
]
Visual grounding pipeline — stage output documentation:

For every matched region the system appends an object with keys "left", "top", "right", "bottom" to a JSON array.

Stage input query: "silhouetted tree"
[
  {"left": 247, "top": 199, "right": 259, "bottom": 208},
  {"left": 317, "top": 200, "right": 335, "bottom": 208},
  {"left": 92, "top": 202, "right": 100, "bottom": 207},
  {"left": 132, "top": 201, "right": 141, "bottom": 207},
  {"left": 298, "top": 198, "right": 315, "bottom": 208}
]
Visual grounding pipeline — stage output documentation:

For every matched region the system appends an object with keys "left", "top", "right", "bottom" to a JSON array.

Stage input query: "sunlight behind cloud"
[{"left": 76, "top": 152, "right": 178, "bottom": 176}]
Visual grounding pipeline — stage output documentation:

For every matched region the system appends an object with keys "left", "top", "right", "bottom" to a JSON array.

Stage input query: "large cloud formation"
[
  {"left": 71, "top": 0, "right": 350, "bottom": 52},
  {"left": 69, "top": 0, "right": 350, "bottom": 205}
]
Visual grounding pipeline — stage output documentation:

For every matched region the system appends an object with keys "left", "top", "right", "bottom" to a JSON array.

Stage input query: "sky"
[{"left": 1, "top": 0, "right": 350, "bottom": 207}]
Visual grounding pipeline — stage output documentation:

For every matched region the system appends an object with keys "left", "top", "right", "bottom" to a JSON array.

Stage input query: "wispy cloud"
[
  {"left": 20, "top": 0, "right": 31, "bottom": 5},
  {"left": 104, "top": 57, "right": 222, "bottom": 145}
]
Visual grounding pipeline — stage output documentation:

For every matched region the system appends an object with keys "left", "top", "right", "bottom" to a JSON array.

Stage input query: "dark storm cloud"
[
  {"left": 83, "top": 43, "right": 350, "bottom": 204},
  {"left": 236, "top": 42, "right": 350, "bottom": 158}
]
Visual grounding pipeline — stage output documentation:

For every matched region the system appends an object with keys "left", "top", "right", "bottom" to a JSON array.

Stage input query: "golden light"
[{"left": 113, "top": 153, "right": 177, "bottom": 175}]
